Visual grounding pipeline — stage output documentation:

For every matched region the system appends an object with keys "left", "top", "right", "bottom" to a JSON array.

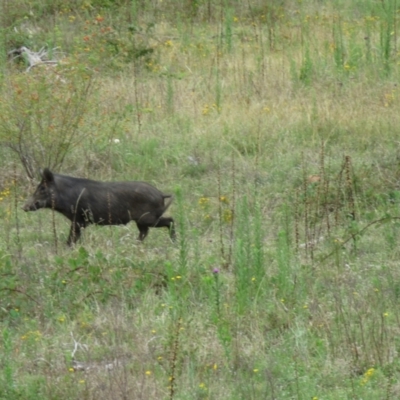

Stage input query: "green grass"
[{"left": 1, "top": 0, "right": 400, "bottom": 399}]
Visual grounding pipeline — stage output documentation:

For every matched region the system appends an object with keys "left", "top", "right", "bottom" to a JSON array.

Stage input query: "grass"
[{"left": 1, "top": 0, "right": 400, "bottom": 398}]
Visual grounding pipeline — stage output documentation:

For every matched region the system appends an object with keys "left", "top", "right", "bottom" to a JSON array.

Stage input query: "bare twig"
[{"left": 8, "top": 46, "right": 62, "bottom": 72}]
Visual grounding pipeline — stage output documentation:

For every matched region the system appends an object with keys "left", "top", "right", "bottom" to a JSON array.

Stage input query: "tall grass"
[{"left": 1, "top": 0, "right": 400, "bottom": 399}]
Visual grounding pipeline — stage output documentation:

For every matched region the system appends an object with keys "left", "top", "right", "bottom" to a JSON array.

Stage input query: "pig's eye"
[{"left": 39, "top": 186, "right": 46, "bottom": 193}]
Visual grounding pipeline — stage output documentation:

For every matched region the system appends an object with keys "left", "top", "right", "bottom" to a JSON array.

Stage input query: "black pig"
[{"left": 23, "top": 168, "right": 175, "bottom": 245}]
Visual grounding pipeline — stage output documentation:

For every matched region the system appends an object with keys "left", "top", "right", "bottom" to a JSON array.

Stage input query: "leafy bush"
[{"left": 0, "top": 65, "right": 94, "bottom": 178}]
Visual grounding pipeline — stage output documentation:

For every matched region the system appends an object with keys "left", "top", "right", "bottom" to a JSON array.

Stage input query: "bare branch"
[{"left": 9, "top": 46, "right": 62, "bottom": 72}]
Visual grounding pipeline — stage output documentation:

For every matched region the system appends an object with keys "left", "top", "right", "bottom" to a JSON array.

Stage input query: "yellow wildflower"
[{"left": 198, "top": 197, "right": 209, "bottom": 207}]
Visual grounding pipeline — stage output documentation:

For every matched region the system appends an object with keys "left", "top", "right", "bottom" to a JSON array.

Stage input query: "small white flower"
[{"left": 113, "top": 138, "right": 120, "bottom": 144}]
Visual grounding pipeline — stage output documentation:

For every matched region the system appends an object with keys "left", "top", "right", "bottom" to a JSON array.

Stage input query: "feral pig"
[{"left": 23, "top": 168, "right": 176, "bottom": 245}]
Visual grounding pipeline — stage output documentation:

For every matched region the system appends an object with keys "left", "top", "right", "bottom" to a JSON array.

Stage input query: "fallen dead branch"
[{"left": 8, "top": 46, "right": 63, "bottom": 72}]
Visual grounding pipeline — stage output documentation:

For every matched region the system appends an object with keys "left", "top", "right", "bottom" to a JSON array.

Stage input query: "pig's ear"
[{"left": 42, "top": 168, "right": 54, "bottom": 183}]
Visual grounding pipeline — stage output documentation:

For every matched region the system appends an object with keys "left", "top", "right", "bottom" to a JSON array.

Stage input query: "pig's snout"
[
  {"left": 22, "top": 203, "right": 31, "bottom": 212},
  {"left": 22, "top": 200, "right": 37, "bottom": 212}
]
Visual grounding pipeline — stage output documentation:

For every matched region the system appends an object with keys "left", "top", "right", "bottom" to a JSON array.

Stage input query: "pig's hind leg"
[{"left": 154, "top": 217, "right": 176, "bottom": 241}]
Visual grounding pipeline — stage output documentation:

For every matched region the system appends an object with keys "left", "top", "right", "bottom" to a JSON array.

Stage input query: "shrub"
[{"left": 0, "top": 65, "right": 94, "bottom": 178}]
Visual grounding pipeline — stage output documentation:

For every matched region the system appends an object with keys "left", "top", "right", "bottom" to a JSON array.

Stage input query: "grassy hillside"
[{"left": 1, "top": 0, "right": 400, "bottom": 398}]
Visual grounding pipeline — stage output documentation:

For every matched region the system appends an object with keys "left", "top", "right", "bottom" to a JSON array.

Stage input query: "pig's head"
[{"left": 23, "top": 168, "right": 56, "bottom": 212}]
